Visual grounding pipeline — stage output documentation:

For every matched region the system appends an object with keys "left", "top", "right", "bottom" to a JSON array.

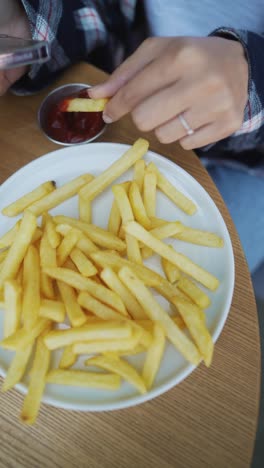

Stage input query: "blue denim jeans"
[{"left": 207, "top": 165, "right": 264, "bottom": 273}]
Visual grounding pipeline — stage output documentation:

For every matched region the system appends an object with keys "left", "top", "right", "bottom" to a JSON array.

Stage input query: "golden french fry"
[
  {"left": 0, "top": 318, "right": 51, "bottom": 351},
  {"left": 22, "top": 245, "right": 40, "bottom": 329},
  {"left": 129, "top": 181, "right": 151, "bottom": 229},
  {"left": 46, "top": 369, "right": 121, "bottom": 390},
  {"left": 57, "top": 228, "right": 82, "bottom": 266},
  {"left": 143, "top": 171, "right": 157, "bottom": 218},
  {"left": 20, "top": 335, "right": 51, "bottom": 424},
  {"left": 161, "top": 249, "right": 181, "bottom": 283},
  {"left": 39, "top": 299, "right": 66, "bottom": 322},
  {"left": 80, "top": 138, "right": 149, "bottom": 200},
  {"left": 44, "top": 321, "right": 132, "bottom": 350},
  {"left": 0, "top": 211, "right": 37, "bottom": 289},
  {"left": 177, "top": 276, "right": 211, "bottom": 309},
  {"left": 40, "top": 271, "right": 55, "bottom": 300},
  {"left": 0, "top": 221, "right": 21, "bottom": 249},
  {"left": 40, "top": 229, "right": 57, "bottom": 268},
  {"left": 75, "top": 327, "right": 142, "bottom": 354},
  {"left": 61, "top": 97, "right": 108, "bottom": 112},
  {"left": 78, "top": 291, "right": 126, "bottom": 321},
  {"left": 0, "top": 249, "right": 8, "bottom": 264},
  {"left": 28, "top": 174, "right": 93, "bottom": 217},
  {"left": 53, "top": 216, "right": 126, "bottom": 252},
  {"left": 3, "top": 280, "right": 21, "bottom": 338},
  {"left": 148, "top": 162, "right": 197, "bottom": 215},
  {"left": 118, "top": 267, "right": 201, "bottom": 365},
  {"left": 79, "top": 195, "right": 92, "bottom": 224},
  {"left": 44, "top": 213, "right": 61, "bottom": 248},
  {"left": 87, "top": 355, "right": 147, "bottom": 394},
  {"left": 56, "top": 225, "right": 99, "bottom": 256},
  {"left": 142, "top": 323, "right": 166, "bottom": 389},
  {"left": 57, "top": 280, "right": 87, "bottom": 327},
  {"left": 173, "top": 297, "right": 213, "bottom": 367},
  {"left": 44, "top": 267, "right": 126, "bottom": 315},
  {"left": 149, "top": 221, "right": 183, "bottom": 240},
  {"left": 59, "top": 346, "right": 77, "bottom": 369},
  {"left": 1, "top": 343, "right": 33, "bottom": 392},
  {"left": 118, "top": 344, "right": 146, "bottom": 356},
  {"left": 108, "top": 200, "right": 121, "bottom": 235},
  {"left": 100, "top": 267, "right": 146, "bottom": 319},
  {"left": 134, "top": 160, "right": 145, "bottom": 193},
  {"left": 141, "top": 246, "right": 153, "bottom": 259},
  {"left": 174, "top": 225, "right": 224, "bottom": 248},
  {"left": 125, "top": 221, "right": 219, "bottom": 291},
  {"left": 2, "top": 181, "right": 55, "bottom": 217},
  {"left": 69, "top": 247, "right": 97, "bottom": 277},
  {"left": 112, "top": 184, "right": 141, "bottom": 263},
  {"left": 90, "top": 251, "right": 185, "bottom": 304}
]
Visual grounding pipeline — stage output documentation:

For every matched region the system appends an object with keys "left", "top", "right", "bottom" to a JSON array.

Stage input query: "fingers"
[
  {"left": 179, "top": 119, "right": 240, "bottom": 150},
  {"left": 89, "top": 37, "right": 171, "bottom": 100}
]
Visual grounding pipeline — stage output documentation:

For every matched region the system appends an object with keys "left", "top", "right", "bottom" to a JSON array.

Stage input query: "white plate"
[{"left": 0, "top": 143, "right": 234, "bottom": 411}]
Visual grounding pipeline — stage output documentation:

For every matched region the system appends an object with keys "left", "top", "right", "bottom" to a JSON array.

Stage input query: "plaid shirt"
[{"left": 14, "top": 0, "right": 264, "bottom": 168}]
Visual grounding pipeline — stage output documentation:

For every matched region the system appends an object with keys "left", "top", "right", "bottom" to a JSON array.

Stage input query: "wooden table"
[{"left": 0, "top": 63, "right": 260, "bottom": 468}]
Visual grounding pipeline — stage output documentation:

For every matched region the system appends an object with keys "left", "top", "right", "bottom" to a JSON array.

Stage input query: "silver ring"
[{"left": 178, "top": 114, "right": 194, "bottom": 136}]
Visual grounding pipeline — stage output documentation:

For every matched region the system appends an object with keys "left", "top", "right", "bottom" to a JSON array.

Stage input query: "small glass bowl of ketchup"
[{"left": 38, "top": 83, "right": 106, "bottom": 145}]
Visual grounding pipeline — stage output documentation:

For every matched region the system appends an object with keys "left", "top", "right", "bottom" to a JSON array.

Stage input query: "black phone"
[{"left": 0, "top": 34, "right": 50, "bottom": 69}]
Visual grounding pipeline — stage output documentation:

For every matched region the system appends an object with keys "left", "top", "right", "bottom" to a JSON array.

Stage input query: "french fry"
[
  {"left": 53, "top": 216, "right": 126, "bottom": 252},
  {"left": 125, "top": 222, "right": 219, "bottom": 291},
  {"left": 142, "top": 323, "right": 166, "bottom": 389},
  {"left": 129, "top": 181, "right": 151, "bottom": 229},
  {"left": 134, "top": 160, "right": 145, "bottom": 193},
  {"left": 141, "top": 246, "right": 153, "bottom": 259},
  {"left": 149, "top": 221, "right": 183, "bottom": 240},
  {"left": 0, "top": 221, "right": 20, "bottom": 249},
  {"left": 118, "top": 267, "right": 201, "bottom": 365},
  {"left": 143, "top": 171, "right": 157, "bottom": 217},
  {"left": 3, "top": 280, "right": 21, "bottom": 338},
  {"left": 69, "top": 247, "right": 97, "bottom": 277},
  {"left": 0, "top": 317, "right": 51, "bottom": 351},
  {"left": 2, "top": 181, "right": 55, "bottom": 217},
  {"left": 20, "top": 335, "right": 51, "bottom": 424},
  {"left": 147, "top": 162, "right": 197, "bottom": 215},
  {"left": 57, "top": 228, "right": 82, "bottom": 266},
  {"left": 1, "top": 343, "right": 33, "bottom": 392},
  {"left": 79, "top": 195, "right": 92, "bottom": 223},
  {"left": 40, "top": 271, "right": 55, "bottom": 300},
  {"left": 40, "top": 230, "right": 57, "bottom": 268},
  {"left": 86, "top": 355, "right": 147, "bottom": 394},
  {"left": 0, "top": 249, "right": 8, "bottom": 264},
  {"left": 112, "top": 184, "right": 141, "bottom": 264},
  {"left": 174, "top": 226, "right": 224, "bottom": 248},
  {"left": 173, "top": 297, "right": 213, "bottom": 367},
  {"left": 39, "top": 299, "right": 66, "bottom": 322},
  {"left": 22, "top": 245, "right": 40, "bottom": 329},
  {"left": 78, "top": 291, "right": 126, "bottom": 321},
  {"left": 28, "top": 174, "right": 93, "bottom": 217},
  {"left": 80, "top": 138, "right": 149, "bottom": 200},
  {"left": 108, "top": 200, "right": 121, "bottom": 235},
  {"left": 162, "top": 255, "right": 181, "bottom": 283},
  {"left": 44, "top": 213, "right": 61, "bottom": 248},
  {"left": 56, "top": 224, "right": 99, "bottom": 255},
  {"left": 44, "top": 321, "right": 132, "bottom": 350},
  {"left": 118, "top": 344, "right": 146, "bottom": 356},
  {"left": 44, "top": 267, "right": 127, "bottom": 315},
  {"left": 0, "top": 211, "right": 37, "bottom": 289},
  {"left": 57, "top": 281, "right": 87, "bottom": 327},
  {"left": 74, "top": 327, "right": 142, "bottom": 354},
  {"left": 59, "top": 346, "right": 77, "bottom": 369},
  {"left": 46, "top": 369, "right": 121, "bottom": 390},
  {"left": 100, "top": 267, "right": 146, "bottom": 319},
  {"left": 177, "top": 276, "right": 211, "bottom": 309},
  {"left": 60, "top": 97, "right": 108, "bottom": 112},
  {"left": 90, "top": 251, "right": 185, "bottom": 304}
]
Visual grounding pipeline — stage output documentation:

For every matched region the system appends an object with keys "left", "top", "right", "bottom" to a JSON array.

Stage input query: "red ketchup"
[{"left": 46, "top": 88, "right": 104, "bottom": 144}]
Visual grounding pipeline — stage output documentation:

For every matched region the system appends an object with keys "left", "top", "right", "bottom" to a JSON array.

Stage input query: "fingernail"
[{"left": 103, "top": 113, "right": 113, "bottom": 124}]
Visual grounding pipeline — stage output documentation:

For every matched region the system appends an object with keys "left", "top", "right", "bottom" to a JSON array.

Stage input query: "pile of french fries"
[{"left": 0, "top": 138, "right": 224, "bottom": 424}]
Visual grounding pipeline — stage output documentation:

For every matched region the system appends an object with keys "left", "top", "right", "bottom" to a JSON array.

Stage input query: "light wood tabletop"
[{"left": 0, "top": 63, "right": 260, "bottom": 468}]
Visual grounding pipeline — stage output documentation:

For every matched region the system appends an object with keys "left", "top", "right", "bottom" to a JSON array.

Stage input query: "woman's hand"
[
  {"left": 0, "top": 0, "right": 31, "bottom": 96},
  {"left": 90, "top": 36, "right": 248, "bottom": 149}
]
